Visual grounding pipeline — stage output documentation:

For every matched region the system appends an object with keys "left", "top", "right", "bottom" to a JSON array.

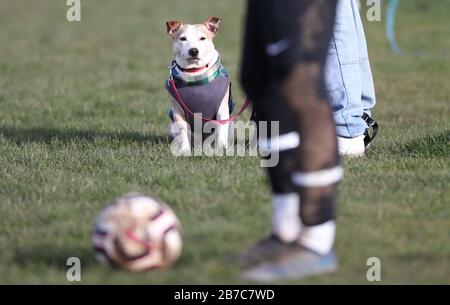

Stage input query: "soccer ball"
[{"left": 92, "top": 194, "right": 182, "bottom": 271}]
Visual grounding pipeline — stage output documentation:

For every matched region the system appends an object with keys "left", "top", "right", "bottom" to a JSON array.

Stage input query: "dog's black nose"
[{"left": 188, "top": 48, "right": 199, "bottom": 57}]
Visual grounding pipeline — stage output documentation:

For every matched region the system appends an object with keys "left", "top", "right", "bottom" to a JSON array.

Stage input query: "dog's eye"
[
  {"left": 179, "top": 37, "right": 187, "bottom": 41},
  {"left": 200, "top": 37, "right": 206, "bottom": 41}
]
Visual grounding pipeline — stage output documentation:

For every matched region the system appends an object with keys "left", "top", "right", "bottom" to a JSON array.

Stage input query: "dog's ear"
[
  {"left": 204, "top": 16, "right": 222, "bottom": 36},
  {"left": 166, "top": 20, "right": 182, "bottom": 37}
]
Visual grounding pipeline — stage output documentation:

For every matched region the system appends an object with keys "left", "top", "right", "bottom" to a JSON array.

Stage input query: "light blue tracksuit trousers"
[{"left": 326, "top": 0, "right": 377, "bottom": 138}]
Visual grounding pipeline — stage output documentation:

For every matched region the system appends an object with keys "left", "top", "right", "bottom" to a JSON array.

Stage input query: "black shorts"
[
  {"left": 241, "top": 0, "right": 337, "bottom": 135},
  {"left": 241, "top": 0, "right": 337, "bottom": 98}
]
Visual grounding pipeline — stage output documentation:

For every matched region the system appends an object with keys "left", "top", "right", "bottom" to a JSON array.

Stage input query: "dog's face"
[{"left": 166, "top": 17, "right": 221, "bottom": 69}]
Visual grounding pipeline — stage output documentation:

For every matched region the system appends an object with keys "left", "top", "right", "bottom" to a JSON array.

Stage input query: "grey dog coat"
[{"left": 166, "top": 60, "right": 234, "bottom": 129}]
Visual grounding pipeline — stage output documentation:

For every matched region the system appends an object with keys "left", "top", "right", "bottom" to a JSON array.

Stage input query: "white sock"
[
  {"left": 272, "top": 193, "right": 301, "bottom": 243},
  {"left": 272, "top": 192, "right": 337, "bottom": 254},
  {"left": 298, "top": 221, "right": 336, "bottom": 255}
]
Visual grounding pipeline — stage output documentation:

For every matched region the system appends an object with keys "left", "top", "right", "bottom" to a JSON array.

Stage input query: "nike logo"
[{"left": 266, "top": 38, "right": 291, "bottom": 57}]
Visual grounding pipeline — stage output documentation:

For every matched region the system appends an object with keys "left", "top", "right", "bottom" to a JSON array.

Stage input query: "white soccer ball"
[{"left": 92, "top": 194, "right": 182, "bottom": 271}]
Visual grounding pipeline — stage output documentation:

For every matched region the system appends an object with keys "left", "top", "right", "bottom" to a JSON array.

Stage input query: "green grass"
[{"left": 0, "top": 0, "right": 449, "bottom": 284}]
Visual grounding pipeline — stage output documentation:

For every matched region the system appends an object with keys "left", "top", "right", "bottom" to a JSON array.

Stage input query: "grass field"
[{"left": 0, "top": 0, "right": 449, "bottom": 284}]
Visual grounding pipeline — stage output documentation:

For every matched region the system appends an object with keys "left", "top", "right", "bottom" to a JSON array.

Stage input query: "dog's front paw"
[
  {"left": 216, "top": 137, "right": 228, "bottom": 150},
  {"left": 216, "top": 130, "right": 230, "bottom": 150},
  {"left": 170, "top": 138, "right": 191, "bottom": 156}
]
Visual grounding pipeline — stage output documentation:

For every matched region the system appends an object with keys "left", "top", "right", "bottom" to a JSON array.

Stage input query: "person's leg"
[
  {"left": 326, "top": 0, "right": 377, "bottom": 155},
  {"left": 354, "top": 0, "right": 376, "bottom": 115},
  {"left": 239, "top": 0, "right": 340, "bottom": 281},
  {"left": 326, "top": 0, "right": 364, "bottom": 138}
]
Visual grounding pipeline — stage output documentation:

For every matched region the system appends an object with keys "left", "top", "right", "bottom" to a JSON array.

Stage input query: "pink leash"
[{"left": 168, "top": 79, "right": 250, "bottom": 125}]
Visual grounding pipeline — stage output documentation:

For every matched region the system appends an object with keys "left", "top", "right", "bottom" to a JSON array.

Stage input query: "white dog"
[{"left": 165, "top": 17, "right": 233, "bottom": 155}]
